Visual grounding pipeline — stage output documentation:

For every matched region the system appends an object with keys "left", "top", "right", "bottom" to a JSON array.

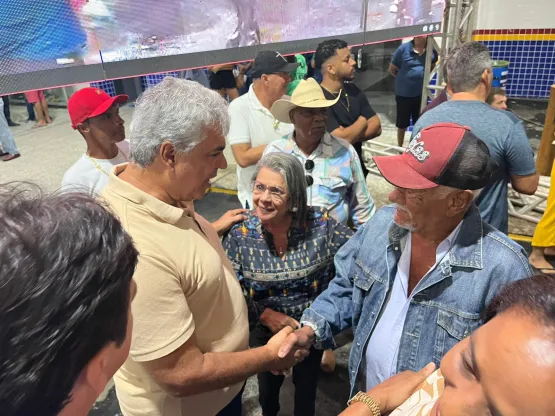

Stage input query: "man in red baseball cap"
[
  {"left": 278, "top": 123, "right": 535, "bottom": 401},
  {"left": 62, "top": 87, "right": 129, "bottom": 194}
]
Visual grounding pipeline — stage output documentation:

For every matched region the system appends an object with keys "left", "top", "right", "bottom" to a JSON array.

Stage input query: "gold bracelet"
[{"left": 347, "top": 391, "right": 381, "bottom": 416}]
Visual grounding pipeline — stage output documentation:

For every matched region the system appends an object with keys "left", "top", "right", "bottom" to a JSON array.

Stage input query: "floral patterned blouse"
[{"left": 222, "top": 207, "right": 353, "bottom": 325}]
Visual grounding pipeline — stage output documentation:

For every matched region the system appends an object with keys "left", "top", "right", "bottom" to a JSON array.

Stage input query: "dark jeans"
[
  {"left": 26, "top": 102, "right": 36, "bottom": 121},
  {"left": 216, "top": 383, "right": 245, "bottom": 416},
  {"left": 251, "top": 327, "right": 323, "bottom": 416}
]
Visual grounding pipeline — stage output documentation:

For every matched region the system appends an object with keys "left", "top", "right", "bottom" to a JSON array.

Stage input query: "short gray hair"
[
  {"left": 129, "top": 77, "right": 230, "bottom": 167},
  {"left": 445, "top": 42, "right": 492, "bottom": 93},
  {"left": 252, "top": 153, "right": 308, "bottom": 226}
]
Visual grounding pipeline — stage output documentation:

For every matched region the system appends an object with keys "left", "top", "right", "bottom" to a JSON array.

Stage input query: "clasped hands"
[{"left": 260, "top": 308, "right": 315, "bottom": 375}]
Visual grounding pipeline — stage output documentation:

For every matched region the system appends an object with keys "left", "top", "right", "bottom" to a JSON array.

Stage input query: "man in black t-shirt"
[{"left": 315, "top": 39, "right": 382, "bottom": 177}]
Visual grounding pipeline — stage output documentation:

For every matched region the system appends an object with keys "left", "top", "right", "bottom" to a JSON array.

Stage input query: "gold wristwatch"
[{"left": 347, "top": 391, "right": 381, "bottom": 416}]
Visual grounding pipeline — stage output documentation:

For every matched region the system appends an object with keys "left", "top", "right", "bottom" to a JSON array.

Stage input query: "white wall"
[{"left": 477, "top": 0, "right": 555, "bottom": 29}]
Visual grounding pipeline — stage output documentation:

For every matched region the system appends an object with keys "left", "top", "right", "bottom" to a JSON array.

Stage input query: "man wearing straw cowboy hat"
[{"left": 264, "top": 77, "right": 375, "bottom": 230}]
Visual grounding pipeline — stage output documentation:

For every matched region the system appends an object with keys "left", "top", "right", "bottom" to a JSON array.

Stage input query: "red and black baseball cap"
[
  {"left": 68, "top": 87, "right": 128, "bottom": 129},
  {"left": 373, "top": 123, "right": 498, "bottom": 190}
]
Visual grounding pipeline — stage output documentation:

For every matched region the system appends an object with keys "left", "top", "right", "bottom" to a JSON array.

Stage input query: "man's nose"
[
  {"left": 389, "top": 188, "right": 403, "bottom": 204},
  {"left": 219, "top": 154, "right": 228, "bottom": 170}
]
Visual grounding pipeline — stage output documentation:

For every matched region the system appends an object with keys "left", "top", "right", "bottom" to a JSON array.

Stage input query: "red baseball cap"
[
  {"left": 68, "top": 87, "right": 128, "bottom": 129},
  {"left": 373, "top": 123, "right": 498, "bottom": 191}
]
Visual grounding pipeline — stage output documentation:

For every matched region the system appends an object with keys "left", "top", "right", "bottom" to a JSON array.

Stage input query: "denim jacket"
[{"left": 300, "top": 204, "right": 533, "bottom": 397}]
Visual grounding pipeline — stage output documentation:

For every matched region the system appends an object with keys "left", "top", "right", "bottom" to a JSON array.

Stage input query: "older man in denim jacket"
[{"left": 278, "top": 123, "right": 534, "bottom": 400}]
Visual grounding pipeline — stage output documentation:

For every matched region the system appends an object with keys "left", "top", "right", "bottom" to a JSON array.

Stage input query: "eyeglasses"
[
  {"left": 305, "top": 159, "right": 315, "bottom": 186},
  {"left": 253, "top": 182, "right": 287, "bottom": 200}
]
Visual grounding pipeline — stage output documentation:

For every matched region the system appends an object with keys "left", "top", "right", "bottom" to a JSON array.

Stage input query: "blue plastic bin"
[{"left": 492, "top": 60, "right": 510, "bottom": 88}]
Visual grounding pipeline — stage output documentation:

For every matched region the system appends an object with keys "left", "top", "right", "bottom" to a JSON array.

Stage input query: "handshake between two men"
[{"left": 265, "top": 320, "right": 316, "bottom": 375}]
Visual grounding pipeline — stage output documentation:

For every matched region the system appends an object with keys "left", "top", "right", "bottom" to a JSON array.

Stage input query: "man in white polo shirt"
[{"left": 228, "top": 50, "right": 299, "bottom": 208}]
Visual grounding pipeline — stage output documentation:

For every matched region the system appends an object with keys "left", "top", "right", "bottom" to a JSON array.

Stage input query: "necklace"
[
  {"left": 337, "top": 90, "right": 350, "bottom": 112},
  {"left": 86, "top": 154, "right": 110, "bottom": 177},
  {"left": 85, "top": 150, "right": 129, "bottom": 177},
  {"left": 322, "top": 85, "right": 350, "bottom": 112}
]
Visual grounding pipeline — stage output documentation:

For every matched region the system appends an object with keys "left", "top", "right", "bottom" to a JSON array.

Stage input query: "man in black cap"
[
  {"left": 277, "top": 122, "right": 533, "bottom": 400},
  {"left": 228, "top": 50, "right": 300, "bottom": 208}
]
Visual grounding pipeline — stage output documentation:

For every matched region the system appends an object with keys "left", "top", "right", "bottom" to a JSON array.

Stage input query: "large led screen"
[{"left": 0, "top": 0, "right": 445, "bottom": 94}]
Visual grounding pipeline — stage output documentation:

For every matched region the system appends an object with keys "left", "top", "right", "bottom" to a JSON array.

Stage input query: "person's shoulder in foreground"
[{"left": 0, "top": 183, "right": 137, "bottom": 416}]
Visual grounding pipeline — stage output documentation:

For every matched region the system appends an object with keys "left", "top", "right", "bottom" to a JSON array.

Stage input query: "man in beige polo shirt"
[{"left": 102, "top": 77, "right": 306, "bottom": 416}]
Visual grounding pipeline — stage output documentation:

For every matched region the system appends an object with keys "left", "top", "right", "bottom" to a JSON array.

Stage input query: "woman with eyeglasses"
[{"left": 222, "top": 152, "right": 353, "bottom": 416}]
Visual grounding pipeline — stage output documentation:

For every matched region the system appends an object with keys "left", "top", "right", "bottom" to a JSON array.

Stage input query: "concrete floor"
[{"left": 0, "top": 90, "right": 546, "bottom": 416}]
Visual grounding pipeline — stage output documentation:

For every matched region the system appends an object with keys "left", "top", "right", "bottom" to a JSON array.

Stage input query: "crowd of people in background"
[{"left": 2, "top": 36, "right": 555, "bottom": 416}]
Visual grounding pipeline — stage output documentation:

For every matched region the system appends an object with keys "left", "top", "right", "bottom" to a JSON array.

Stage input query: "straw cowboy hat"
[{"left": 271, "top": 78, "right": 341, "bottom": 124}]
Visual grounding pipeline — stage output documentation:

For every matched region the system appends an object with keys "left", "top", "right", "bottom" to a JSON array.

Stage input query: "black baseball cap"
[
  {"left": 373, "top": 123, "right": 499, "bottom": 190},
  {"left": 251, "top": 51, "right": 300, "bottom": 78}
]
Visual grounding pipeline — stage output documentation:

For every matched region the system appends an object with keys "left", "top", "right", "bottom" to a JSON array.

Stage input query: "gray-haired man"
[
  {"left": 101, "top": 77, "right": 308, "bottom": 416},
  {"left": 411, "top": 41, "right": 538, "bottom": 234}
]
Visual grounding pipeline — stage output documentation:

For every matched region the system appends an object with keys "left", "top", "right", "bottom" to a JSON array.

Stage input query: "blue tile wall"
[
  {"left": 481, "top": 40, "right": 555, "bottom": 99},
  {"left": 145, "top": 72, "right": 179, "bottom": 88},
  {"left": 140, "top": 76, "right": 148, "bottom": 91},
  {"left": 90, "top": 80, "right": 116, "bottom": 97}
]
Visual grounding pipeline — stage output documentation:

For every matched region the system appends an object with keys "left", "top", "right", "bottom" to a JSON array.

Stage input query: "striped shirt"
[{"left": 263, "top": 132, "right": 375, "bottom": 229}]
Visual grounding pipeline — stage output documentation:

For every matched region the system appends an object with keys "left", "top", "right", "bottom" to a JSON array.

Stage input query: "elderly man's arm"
[
  {"left": 348, "top": 146, "right": 375, "bottom": 228},
  {"left": 279, "top": 226, "right": 366, "bottom": 355}
]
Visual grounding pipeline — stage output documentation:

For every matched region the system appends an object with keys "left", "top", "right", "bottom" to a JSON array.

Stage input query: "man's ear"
[
  {"left": 481, "top": 69, "right": 492, "bottom": 86},
  {"left": 289, "top": 109, "right": 296, "bottom": 124},
  {"left": 82, "top": 347, "right": 112, "bottom": 398},
  {"left": 447, "top": 190, "right": 474, "bottom": 217},
  {"left": 76, "top": 122, "right": 90, "bottom": 135},
  {"left": 325, "top": 62, "right": 335, "bottom": 76},
  {"left": 160, "top": 141, "right": 176, "bottom": 167}
]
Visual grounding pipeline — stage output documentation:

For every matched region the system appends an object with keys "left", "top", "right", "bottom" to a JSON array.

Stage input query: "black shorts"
[
  {"left": 395, "top": 95, "right": 422, "bottom": 129},
  {"left": 209, "top": 70, "right": 236, "bottom": 90}
]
